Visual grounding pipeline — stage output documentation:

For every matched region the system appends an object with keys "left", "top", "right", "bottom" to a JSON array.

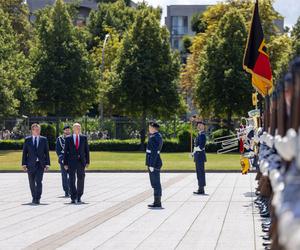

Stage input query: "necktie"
[
  {"left": 34, "top": 137, "right": 38, "bottom": 150},
  {"left": 75, "top": 135, "right": 79, "bottom": 150}
]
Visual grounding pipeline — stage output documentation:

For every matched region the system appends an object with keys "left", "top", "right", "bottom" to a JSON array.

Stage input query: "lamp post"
[{"left": 99, "top": 33, "right": 110, "bottom": 121}]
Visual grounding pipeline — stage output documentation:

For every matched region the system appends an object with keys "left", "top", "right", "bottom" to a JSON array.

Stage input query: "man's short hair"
[
  {"left": 73, "top": 123, "right": 81, "bottom": 128},
  {"left": 31, "top": 123, "right": 41, "bottom": 130}
]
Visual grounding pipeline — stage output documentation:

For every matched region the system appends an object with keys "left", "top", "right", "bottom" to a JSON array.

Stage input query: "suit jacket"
[
  {"left": 63, "top": 134, "right": 90, "bottom": 168},
  {"left": 145, "top": 132, "right": 163, "bottom": 169},
  {"left": 22, "top": 136, "right": 50, "bottom": 169},
  {"left": 194, "top": 131, "right": 207, "bottom": 163}
]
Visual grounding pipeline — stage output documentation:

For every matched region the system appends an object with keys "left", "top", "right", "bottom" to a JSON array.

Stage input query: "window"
[
  {"left": 171, "top": 16, "right": 188, "bottom": 35},
  {"left": 172, "top": 38, "right": 180, "bottom": 50}
]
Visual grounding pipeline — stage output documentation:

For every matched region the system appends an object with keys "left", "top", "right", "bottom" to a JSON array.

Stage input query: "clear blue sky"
[{"left": 137, "top": 0, "right": 299, "bottom": 28}]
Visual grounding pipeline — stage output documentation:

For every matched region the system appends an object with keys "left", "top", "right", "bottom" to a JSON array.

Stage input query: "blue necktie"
[{"left": 34, "top": 137, "right": 38, "bottom": 151}]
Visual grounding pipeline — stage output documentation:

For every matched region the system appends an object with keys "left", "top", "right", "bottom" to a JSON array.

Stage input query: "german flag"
[{"left": 243, "top": 0, "right": 273, "bottom": 96}]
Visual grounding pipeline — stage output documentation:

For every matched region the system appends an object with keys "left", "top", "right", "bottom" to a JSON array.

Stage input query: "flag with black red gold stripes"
[{"left": 243, "top": 0, "right": 273, "bottom": 96}]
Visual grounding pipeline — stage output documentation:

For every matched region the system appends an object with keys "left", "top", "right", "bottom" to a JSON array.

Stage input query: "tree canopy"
[
  {"left": 31, "top": 0, "right": 99, "bottom": 116},
  {"left": 0, "top": 8, "right": 35, "bottom": 120},
  {"left": 106, "top": 6, "right": 182, "bottom": 144},
  {"left": 196, "top": 9, "right": 251, "bottom": 123}
]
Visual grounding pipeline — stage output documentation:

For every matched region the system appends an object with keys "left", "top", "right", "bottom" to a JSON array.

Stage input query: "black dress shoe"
[
  {"left": 193, "top": 187, "right": 205, "bottom": 195},
  {"left": 71, "top": 200, "right": 76, "bottom": 204},
  {"left": 148, "top": 196, "right": 162, "bottom": 208},
  {"left": 148, "top": 202, "right": 162, "bottom": 208},
  {"left": 261, "top": 212, "right": 270, "bottom": 218},
  {"left": 262, "top": 228, "right": 269, "bottom": 233},
  {"left": 77, "top": 198, "right": 82, "bottom": 203},
  {"left": 262, "top": 235, "right": 271, "bottom": 241},
  {"left": 35, "top": 199, "right": 40, "bottom": 205},
  {"left": 32, "top": 199, "right": 36, "bottom": 204}
]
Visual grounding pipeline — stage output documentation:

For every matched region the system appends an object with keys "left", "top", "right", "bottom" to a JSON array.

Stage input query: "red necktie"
[{"left": 75, "top": 135, "right": 79, "bottom": 150}]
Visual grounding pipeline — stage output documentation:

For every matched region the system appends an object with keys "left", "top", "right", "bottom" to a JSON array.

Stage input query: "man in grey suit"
[{"left": 22, "top": 123, "right": 50, "bottom": 204}]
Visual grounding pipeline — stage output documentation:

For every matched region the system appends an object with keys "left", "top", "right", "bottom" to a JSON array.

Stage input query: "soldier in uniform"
[
  {"left": 146, "top": 122, "right": 163, "bottom": 208},
  {"left": 193, "top": 121, "right": 207, "bottom": 195},
  {"left": 55, "top": 125, "right": 71, "bottom": 197}
]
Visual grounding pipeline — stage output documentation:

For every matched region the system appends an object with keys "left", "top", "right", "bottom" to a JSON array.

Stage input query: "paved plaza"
[{"left": 0, "top": 172, "right": 264, "bottom": 250}]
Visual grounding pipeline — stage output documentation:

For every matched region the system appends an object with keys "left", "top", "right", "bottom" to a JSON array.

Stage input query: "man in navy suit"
[
  {"left": 193, "top": 121, "right": 207, "bottom": 195},
  {"left": 64, "top": 123, "right": 90, "bottom": 204},
  {"left": 22, "top": 123, "right": 50, "bottom": 204},
  {"left": 146, "top": 122, "right": 163, "bottom": 208}
]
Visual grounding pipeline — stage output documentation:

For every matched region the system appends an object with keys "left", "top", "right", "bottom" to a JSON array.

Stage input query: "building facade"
[
  {"left": 165, "top": 4, "right": 285, "bottom": 52},
  {"left": 26, "top": 0, "right": 136, "bottom": 25},
  {"left": 165, "top": 5, "right": 209, "bottom": 52}
]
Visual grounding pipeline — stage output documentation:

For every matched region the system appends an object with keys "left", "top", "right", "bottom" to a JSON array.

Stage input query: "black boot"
[
  {"left": 193, "top": 187, "right": 205, "bottom": 195},
  {"left": 148, "top": 196, "right": 162, "bottom": 208}
]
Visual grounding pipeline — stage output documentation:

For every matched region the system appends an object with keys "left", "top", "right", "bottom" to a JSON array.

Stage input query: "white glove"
[
  {"left": 149, "top": 167, "right": 154, "bottom": 172},
  {"left": 275, "top": 128, "right": 297, "bottom": 161}
]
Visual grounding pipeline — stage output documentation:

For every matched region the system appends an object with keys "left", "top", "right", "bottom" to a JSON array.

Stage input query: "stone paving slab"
[{"left": 0, "top": 173, "right": 263, "bottom": 250}]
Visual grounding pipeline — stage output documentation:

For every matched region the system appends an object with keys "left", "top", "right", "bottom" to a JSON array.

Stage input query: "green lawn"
[{"left": 0, "top": 150, "right": 240, "bottom": 171}]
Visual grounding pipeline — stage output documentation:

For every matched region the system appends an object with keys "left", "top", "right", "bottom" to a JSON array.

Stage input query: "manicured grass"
[{"left": 0, "top": 150, "right": 241, "bottom": 171}]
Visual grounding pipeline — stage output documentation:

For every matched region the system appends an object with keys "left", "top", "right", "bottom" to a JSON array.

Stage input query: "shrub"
[
  {"left": 0, "top": 140, "right": 24, "bottom": 150},
  {"left": 177, "top": 129, "right": 197, "bottom": 152},
  {"left": 0, "top": 138, "right": 221, "bottom": 153}
]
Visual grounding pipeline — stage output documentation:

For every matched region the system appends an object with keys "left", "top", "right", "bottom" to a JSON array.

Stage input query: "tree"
[
  {"left": 107, "top": 7, "right": 182, "bottom": 146},
  {"left": 196, "top": 9, "right": 251, "bottom": 125},
  {"left": 96, "top": 0, "right": 132, "bottom": 6},
  {"left": 269, "top": 34, "right": 292, "bottom": 81},
  {"left": 88, "top": 0, "right": 136, "bottom": 46},
  {"left": 181, "top": 0, "right": 283, "bottom": 120},
  {"left": 0, "top": 0, "right": 32, "bottom": 54},
  {"left": 0, "top": 8, "right": 35, "bottom": 120},
  {"left": 191, "top": 12, "right": 207, "bottom": 34},
  {"left": 31, "top": 0, "right": 98, "bottom": 116},
  {"left": 182, "top": 36, "right": 193, "bottom": 54},
  {"left": 291, "top": 17, "right": 300, "bottom": 58},
  {"left": 90, "top": 27, "right": 122, "bottom": 116}
]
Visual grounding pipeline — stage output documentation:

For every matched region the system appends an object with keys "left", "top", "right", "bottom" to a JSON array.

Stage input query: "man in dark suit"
[
  {"left": 193, "top": 121, "right": 207, "bottom": 195},
  {"left": 22, "top": 123, "right": 50, "bottom": 204},
  {"left": 146, "top": 122, "right": 163, "bottom": 208},
  {"left": 64, "top": 123, "right": 90, "bottom": 204}
]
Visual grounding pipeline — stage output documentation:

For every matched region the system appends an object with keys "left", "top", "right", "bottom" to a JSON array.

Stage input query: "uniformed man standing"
[
  {"left": 146, "top": 122, "right": 163, "bottom": 208},
  {"left": 193, "top": 121, "right": 207, "bottom": 195},
  {"left": 55, "top": 125, "right": 71, "bottom": 197}
]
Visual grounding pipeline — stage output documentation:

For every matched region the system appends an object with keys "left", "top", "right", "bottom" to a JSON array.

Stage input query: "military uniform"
[
  {"left": 146, "top": 129, "right": 163, "bottom": 208},
  {"left": 55, "top": 135, "right": 70, "bottom": 196},
  {"left": 193, "top": 130, "right": 207, "bottom": 194}
]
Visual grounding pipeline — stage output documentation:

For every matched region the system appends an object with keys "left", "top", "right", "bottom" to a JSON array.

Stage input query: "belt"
[
  {"left": 194, "top": 146, "right": 205, "bottom": 152},
  {"left": 146, "top": 149, "right": 160, "bottom": 154}
]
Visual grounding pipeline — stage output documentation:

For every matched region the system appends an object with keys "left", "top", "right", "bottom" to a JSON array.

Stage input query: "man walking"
[
  {"left": 22, "top": 123, "right": 50, "bottom": 204},
  {"left": 64, "top": 123, "right": 90, "bottom": 204},
  {"left": 55, "top": 125, "right": 71, "bottom": 197},
  {"left": 193, "top": 121, "right": 207, "bottom": 195},
  {"left": 146, "top": 122, "right": 163, "bottom": 208}
]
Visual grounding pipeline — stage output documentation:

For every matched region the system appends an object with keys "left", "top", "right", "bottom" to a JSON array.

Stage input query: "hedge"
[{"left": 0, "top": 139, "right": 223, "bottom": 153}]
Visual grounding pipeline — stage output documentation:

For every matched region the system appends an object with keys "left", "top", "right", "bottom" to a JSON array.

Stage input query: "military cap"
[
  {"left": 63, "top": 125, "right": 71, "bottom": 130},
  {"left": 149, "top": 121, "right": 160, "bottom": 128}
]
